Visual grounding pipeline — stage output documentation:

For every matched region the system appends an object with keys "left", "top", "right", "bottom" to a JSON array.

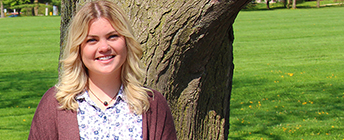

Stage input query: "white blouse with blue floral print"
[{"left": 76, "top": 87, "right": 143, "bottom": 140}]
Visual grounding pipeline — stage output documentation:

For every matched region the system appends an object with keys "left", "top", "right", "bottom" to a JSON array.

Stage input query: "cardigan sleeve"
[
  {"left": 28, "top": 87, "right": 59, "bottom": 140},
  {"left": 143, "top": 89, "right": 177, "bottom": 140}
]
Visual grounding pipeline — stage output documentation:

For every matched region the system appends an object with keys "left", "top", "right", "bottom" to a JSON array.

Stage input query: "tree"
[
  {"left": 2, "top": 0, "right": 30, "bottom": 16},
  {"left": 2, "top": 0, "right": 57, "bottom": 16},
  {"left": 1, "top": 0, "right": 4, "bottom": 18},
  {"left": 33, "top": 0, "right": 37, "bottom": 16},
  {"left": 282, "top": 0, "right": 287, "bottom": 8},
  {"left": 292, "top": 0, "right": 296, "bottom": 9},
  {"left": 60, "top": 0, "right": 250, "bottom": 139},
  {"left": 287, "top": 0, "right": 291, "bottom": 8}
]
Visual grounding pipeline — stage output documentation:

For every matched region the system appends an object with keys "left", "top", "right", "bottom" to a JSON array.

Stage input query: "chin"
[{"left": 98, "top": 69, "right": 121, "bottom": 76}]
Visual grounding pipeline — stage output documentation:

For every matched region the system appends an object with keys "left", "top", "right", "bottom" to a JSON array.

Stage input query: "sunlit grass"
[
  {"left": 244, "top": 0, "right": 343, "bottom": 10},
  {"left": 230, "top": 6, "right": 344, "bottom": 139},
  {"left": 1, "top": 4, "right": 343, "bottom": 140},
  {"left": 0, "top": 16, "right": 60, "bottom": 139}
]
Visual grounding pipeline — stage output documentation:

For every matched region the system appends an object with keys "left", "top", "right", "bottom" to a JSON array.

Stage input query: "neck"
[{"left": 88, "top": 72, "right": 122, "bottom": 98}]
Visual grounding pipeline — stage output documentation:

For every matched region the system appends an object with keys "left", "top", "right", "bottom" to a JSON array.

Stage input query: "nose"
[{"left": 98, "top": 39, "right": 110, "bottom": 52}]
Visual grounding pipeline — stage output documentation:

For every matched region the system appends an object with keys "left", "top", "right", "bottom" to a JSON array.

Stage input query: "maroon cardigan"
[{"left": 29, "top": 87, "right": 177, "bottom": 140}]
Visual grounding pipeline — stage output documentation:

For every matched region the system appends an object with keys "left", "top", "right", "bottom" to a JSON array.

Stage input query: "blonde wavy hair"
[{"left": 55, "top": 0, "right": 151, "bottom": 115}]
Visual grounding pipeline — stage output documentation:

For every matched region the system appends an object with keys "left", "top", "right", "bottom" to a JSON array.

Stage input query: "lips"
[{"left": 96, "top": 55, "right": 115, "bottom": 61}]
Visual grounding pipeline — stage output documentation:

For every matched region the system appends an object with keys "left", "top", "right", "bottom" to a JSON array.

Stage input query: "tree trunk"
[
  {"left": 34, "top": 0, "right": 39, "bottom": 16},
  {"left": 17, "top": 8, "right": 21, "bottom": 16},
  {"left": 60, "top": 0, "right": 250, "bottom": 139},
  {"left": 317, "top": 0, "right": 320, "bottom": 8},
  {"left": 1, "top": 1, "right": 4, "bottom": 18},
  {"left": 292, "top": 0, "right": 296, "bottom": 9},
  {"left": 58, "top": 0, "right": 78, "bottom": 67},
  {"left": 283, "top": 0, "right": 287, "bottom": 8}
]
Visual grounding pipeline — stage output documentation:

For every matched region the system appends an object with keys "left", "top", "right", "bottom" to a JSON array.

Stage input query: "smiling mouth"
[{"left": 96, "top": 55, "right": 115, "bottom": 60}]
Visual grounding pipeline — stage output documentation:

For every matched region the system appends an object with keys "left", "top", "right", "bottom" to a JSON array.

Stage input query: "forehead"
[{"left": 87, "top": 18, "right": 117, "bottom": 34}]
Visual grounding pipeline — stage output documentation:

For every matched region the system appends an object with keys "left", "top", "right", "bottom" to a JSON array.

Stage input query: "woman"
[{"left": 29, "top": 1, "right": 177, "bottom": 139}]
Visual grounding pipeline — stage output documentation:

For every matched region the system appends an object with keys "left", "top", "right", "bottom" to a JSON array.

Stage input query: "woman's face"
[{"left": 80, "top": 17, "right": 127, "bottom": 77}]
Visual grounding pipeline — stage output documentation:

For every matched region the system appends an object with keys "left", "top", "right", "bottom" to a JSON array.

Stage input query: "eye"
[
  {"left": 108, "top": 34, "right": 119, "bottom": 40},
  {"left": 86, "top": 38, "right": 97, "bottom": 43}
]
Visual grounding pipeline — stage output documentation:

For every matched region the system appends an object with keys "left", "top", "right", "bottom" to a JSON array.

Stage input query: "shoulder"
[
  {"left": 34, "top": 86, "right": 60, "bottom": 117},
  {"left": 29, "top": 86, "right": 59, "bottom": 139},
  {"left": 146, "top": 88, "right": 172, "bottom": 113},
  {"left": 31, "top": 86, "right": 61, "bottom": 123},
  {"left": 38, "top": 86, "right": 59, "bottom": 108},
  {"left": 147, "top": 89, "right": 168, "bottom": 106},
  {"left": 143, "top": 88, "right": 177, "bottom": 139},
  {"left": 42, "top": 86, "right": 58, "bottom": 100},
  {"left": 147, "top": 89, "right": 165, "bottom": 100}
]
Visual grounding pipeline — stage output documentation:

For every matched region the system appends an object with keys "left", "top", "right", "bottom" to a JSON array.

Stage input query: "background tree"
[
  {"left": 1, "top": 0, "right": 4, "bottom": 18},
  {"left": 292, "top": 0, "right": 296, "bottom": 9},
  {"left": 31, "top": 0, "right": 58, "bottom": 15},
  {"left": 33, "top": 0, "right": 37, "bottom": 16},
  {"left": 2, "top": 0, "right": 30, "bottom": 16},
  {"left": 2, "top": 0, "right": 58, "bottom": 16},
  {"left": 282, "top": 0, "right": 287, "bottom": 8},
  {"left": 287, "top": 0, "right": 291, "bottom": 8},
  {"left": 50, "top": 0, "right": 60, "bottom": 14},
  {"left": 60, "top": 0, "right": 250, "bottom": 139}
]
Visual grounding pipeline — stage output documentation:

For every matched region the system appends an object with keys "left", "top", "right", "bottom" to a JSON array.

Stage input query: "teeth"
[{"left": 97, "top": 56, "right": 113, "bottom": 60}]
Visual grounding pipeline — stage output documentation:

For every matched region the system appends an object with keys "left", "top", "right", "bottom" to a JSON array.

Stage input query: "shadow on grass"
[{"left": 0, "top": 70, "right": 58, "bottom": 109}]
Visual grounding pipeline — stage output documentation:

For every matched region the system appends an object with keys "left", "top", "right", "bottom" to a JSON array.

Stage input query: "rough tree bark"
[{"left": 60, "top": 0, "right": 250, "bottom": 139}]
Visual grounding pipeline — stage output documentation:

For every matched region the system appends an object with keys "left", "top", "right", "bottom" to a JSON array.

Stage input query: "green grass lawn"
[
  {"left": 0, "top": 4, "right": 343, "bottom": 140},
  {"left": 0, "top": 16, "right": 60, "bottom": 139},
  {"left": 244, "top": 0, "right": 343, "bottom": 10},
  {"left": 230, "top": 6, "right": 344, "bottom": 139}
]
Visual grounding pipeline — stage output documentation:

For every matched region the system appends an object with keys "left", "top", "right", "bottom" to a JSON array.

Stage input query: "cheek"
[
  {"left": 80, "top": 46, "right": 86, "bottom": 62},
  {"left": 80, "top": 45, "right": 95, "bottom": 70},
  {"left": 119, "top": 39, "right": 128, "bottom": 57},
  {"left": 80, "top": 45, "right": 93, "bottom": 60},
  {"left": 112, "top": 39, "right": 128, "bottom": 58},
  {"left": 120, "top": 45, "right": 128, "bottom": 58}
]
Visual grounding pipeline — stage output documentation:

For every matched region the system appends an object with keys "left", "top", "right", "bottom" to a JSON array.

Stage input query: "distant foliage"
[
  {"left": 2, "top": 0, "right": 61, "bottom": 16},
  {"left": 242, "top": 0, "right": 339, "bottom": 10},
  {"left": 243, "top": 0, "right": 258, "bottom": 10}
]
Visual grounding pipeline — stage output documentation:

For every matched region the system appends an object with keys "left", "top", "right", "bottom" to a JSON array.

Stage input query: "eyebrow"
[{"left": 86, "top": 31, "right": 119, "bottom": 38}]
